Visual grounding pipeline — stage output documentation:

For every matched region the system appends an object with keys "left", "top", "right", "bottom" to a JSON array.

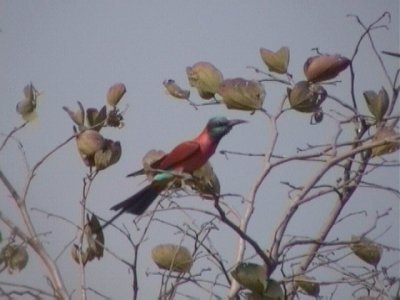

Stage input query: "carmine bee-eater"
[{"left": 102, "top": 116, "right": 246, "bottom": 229}]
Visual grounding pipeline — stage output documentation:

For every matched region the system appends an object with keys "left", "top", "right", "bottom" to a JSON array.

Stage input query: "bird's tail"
[
  {"left": 111, "top": 183, "right": 163, "bottom": 214},
  {"left": 102, "top": 182, "right": 164, "bottom": 230}
]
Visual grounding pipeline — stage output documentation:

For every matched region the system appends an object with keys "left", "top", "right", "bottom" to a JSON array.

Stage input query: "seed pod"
[
  {"left": 85, "top": 214, "right": 104, "bottom": 260},
  {"left": 163, "top": 79, "right": 190, "bottom": 99},
  {"left": 371, "top": 127, "right": 399, "bottom": 157},
  {"left": 364, "top": 87, "right": 389, "bottom": 123},
  {"left": 190, "top": 161, "right": 220, "bottom": 199},
  {"left": 304, "top": 54, "right": 350, "bottom": 82},
  {"left": 218, "top": 78, "right": 265, "bottom": 111},
  {"left": 16, "top": 83, "right": 39, "bottom": 121},
  {"left": 63, "top": 101, "right": 85, "bottom": 128},
  {"left": 350, "top": 235, "right": 383, "bottom": 266},
  {"left": 86, "top": 106, "right": 107, "bottom": 131},
  {"left": 71, "top": 244, "right": 87, "bottom": 265},
  {"left": 260, "top": 46, "right": 290, "bottom": 74},
  {"left": 186, "top": 62, "right": 223, "bottom": 99},
  {"left": 106, "top": 109, "right": 124, "bottom": 128},
  {"left": 106, "top": 83, "right": 126, "bottom": 107},
  {"left": 151, "top": 244, "right": 193, "bottom": 273},
  {"left": 0, "top": 244, "right": 29, "bottom": 273},
  {"left": 76, "top": 130, "right": 105, "bottom": 157},
  {"left": 94, "top": 139, "right": 122, "bottom": 171},
  {"left": 245, "top": 279, "right": 283, "bottom": 299},
  {"left": 231, "top": 262, "right": 267, "bottom": 295},
  {"left": 294, "top": 275, "right": 320, "bottom": 297},
  {"left": 264, "top": 279, "right": 284, "bottom": 299},
  {"left": 141, "top": 149, "right": 166, "bottom": 180},
  {"left": 287, "top": 81, "right": 326, "bottom": 113},
  {"left": 71, "top": 214, "right": 104, "bottom": 265}
]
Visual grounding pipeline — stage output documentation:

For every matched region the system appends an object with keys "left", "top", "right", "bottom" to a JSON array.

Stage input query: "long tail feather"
[
  {"left": 111, "top": 183, "right": 162, "bottom": 214},
  {"left": 102, "top": 183, "right": 163, "bottom": 230}
]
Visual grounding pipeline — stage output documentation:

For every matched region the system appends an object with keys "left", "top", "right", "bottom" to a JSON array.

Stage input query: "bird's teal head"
[{"left": 206, "top": 116, "right": 247, "bottom": 142}]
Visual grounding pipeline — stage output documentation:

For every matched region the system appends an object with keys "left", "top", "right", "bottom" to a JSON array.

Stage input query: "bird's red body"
[
  {"left": 102, "top": 117, "right": 246, "bottom": 229},
  {"left": 152, "top": 128, "right": 217, "bottom": 174}
]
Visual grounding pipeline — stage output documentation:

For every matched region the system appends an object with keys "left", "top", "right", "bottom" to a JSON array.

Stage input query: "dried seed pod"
[
  {"left": 0, "top": 244, "right": 29, "bottom": 273},
  {"left": 364, "top": 87, "right": 389, "bottom": 123},
  {"left": 106, "top": 83, "right": 126, "bottom": 107},
  {"left": 231, "top": 262, "right": 267, "bottom": 295},
  {"left": 371, "top": 127, "right": 399, "bottom": 157},
  {"left": 218, "top": 78, "right": 265, "bottom": 111},
  {"left": 264, "top": 279, "right": 284, "bottom": 299},
  {"left": 260, "top": 46, "right": 290, "bottom": 74},
  {"left": 350, "top": 235, "right": 383, "bottom": 266},
  {"left": 141, "top": 149, "right": 166, "bottom": 180},
  {"left": 106, "top": 109, "right": 124, "bottom": 128},
  {"left": 85, "top": 214, "right": 104, "bottom": 260},
  {"left": 294, "top": 275, "right": 320, "bottom": 297},
  {"left": 76, "top": 130, "right": 105, "bottom": 157},
  {"left": 151, "top": 244, "right": 193, "bottom": 273},
  {"left": 287, "top": 81, "right": 326, "bottom": 113},
  {"left": 186, "top": 62, "right": 223, "bottom": 99},
  {"left": 71, "top": 244, "right": 87, "bottom": 265},
  {"left": 16, "top": 83, "right": 39, "bottom": 121},
  {"left": 71, "top": 214, "right": 104, "bottom": 266},
  {"left": 86, "top": 106, "right": 107, "bottom": 131},
  {"left": 94, "top": 139, "right": 122, "bottom": 171},
  {"left": 63, "top": 101, "right": 85, "bottom": 128},
  {"left": 190, "top": 161, "right": 220, "bottom": 199},
  {"left": 304, "top": 54, "right": 350, "bottom": 82},
  {"left": 163, "top": 79, "right": 190, "bottom": 99}
]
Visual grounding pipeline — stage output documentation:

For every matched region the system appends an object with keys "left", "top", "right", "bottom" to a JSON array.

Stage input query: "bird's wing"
[{"left": 156, "top": 141, "right": 200, "bottom": 170}]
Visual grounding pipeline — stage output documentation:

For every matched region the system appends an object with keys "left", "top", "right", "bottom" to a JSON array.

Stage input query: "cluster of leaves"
[
  {"left": 163, "top": 48, "right": 352, "bottom": 122},
  {"left": 63, "top": 83, "right": 126, "bottom": 171}
]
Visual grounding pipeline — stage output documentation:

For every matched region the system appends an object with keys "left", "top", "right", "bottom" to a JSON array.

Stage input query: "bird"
[{"left": 102, "top": 116, "right": 246, "bottom": 229}]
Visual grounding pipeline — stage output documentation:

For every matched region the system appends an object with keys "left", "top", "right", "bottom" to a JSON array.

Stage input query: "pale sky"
[{"left": 0, "top": 1, "right": 399, "bottom": 299}]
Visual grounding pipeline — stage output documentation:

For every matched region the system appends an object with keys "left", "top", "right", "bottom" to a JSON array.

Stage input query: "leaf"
[
  {"left": 190, "top": 161, "right": 220, "bottom": 199},
  {"left": 364, "top": 87, "right": 389, "bottom": 123},
  {"left": 86, "top": 106, "right": 107, "bottom": 131},
  {"left": 94, "top": 139, "right": 122, "bottom": 171},
  {"left": 106, "top": 83, "right": 126, "bottom": 107},
  {"left": 0, "top": 244, "right": 29, "bottom": 273},
  {"left": 304, "top": 54, "right": 350, "bottom": 82},
  {"left": 63, "top": 103, "right": 85, "bottom": 128},
  {"left": 260, "top": 47, "right": 290, "bottom": 74},
  {"left": 186, "top": 62, "right": 223, "bottom": 100},
  {"left": 151, "top": 244, "right": 193, "bottom": 273},
  {"left": 16, "top": 83, "right": 39, "bottom": 121},
  {"left": 294, "top": 275, "right": 320, "bottom": 296},
  {"left": 231, "top": 262, "right": 267, "bottom": 295},
  {"left": 76, "top": 130, "right": 105, "bottom": 157},
  {"left": 371, "top": 127, "right": 400, "bottom": 157},
  {"left": 287, "top": 81, "right": 326, "bottom": 113},
  {"left": 163, "top": 79, "right": 190, "bottom": 99},
  {"left": 218, "top": 78, "right": 265, "bottom": 111},
  {"left": 350, "top": 235, "right": 383, "bottom": 266}
]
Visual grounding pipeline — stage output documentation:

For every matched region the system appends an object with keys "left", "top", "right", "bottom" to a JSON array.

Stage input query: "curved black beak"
[{"left": 228, "top": 119, "right": 248, "bottom": 127}]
